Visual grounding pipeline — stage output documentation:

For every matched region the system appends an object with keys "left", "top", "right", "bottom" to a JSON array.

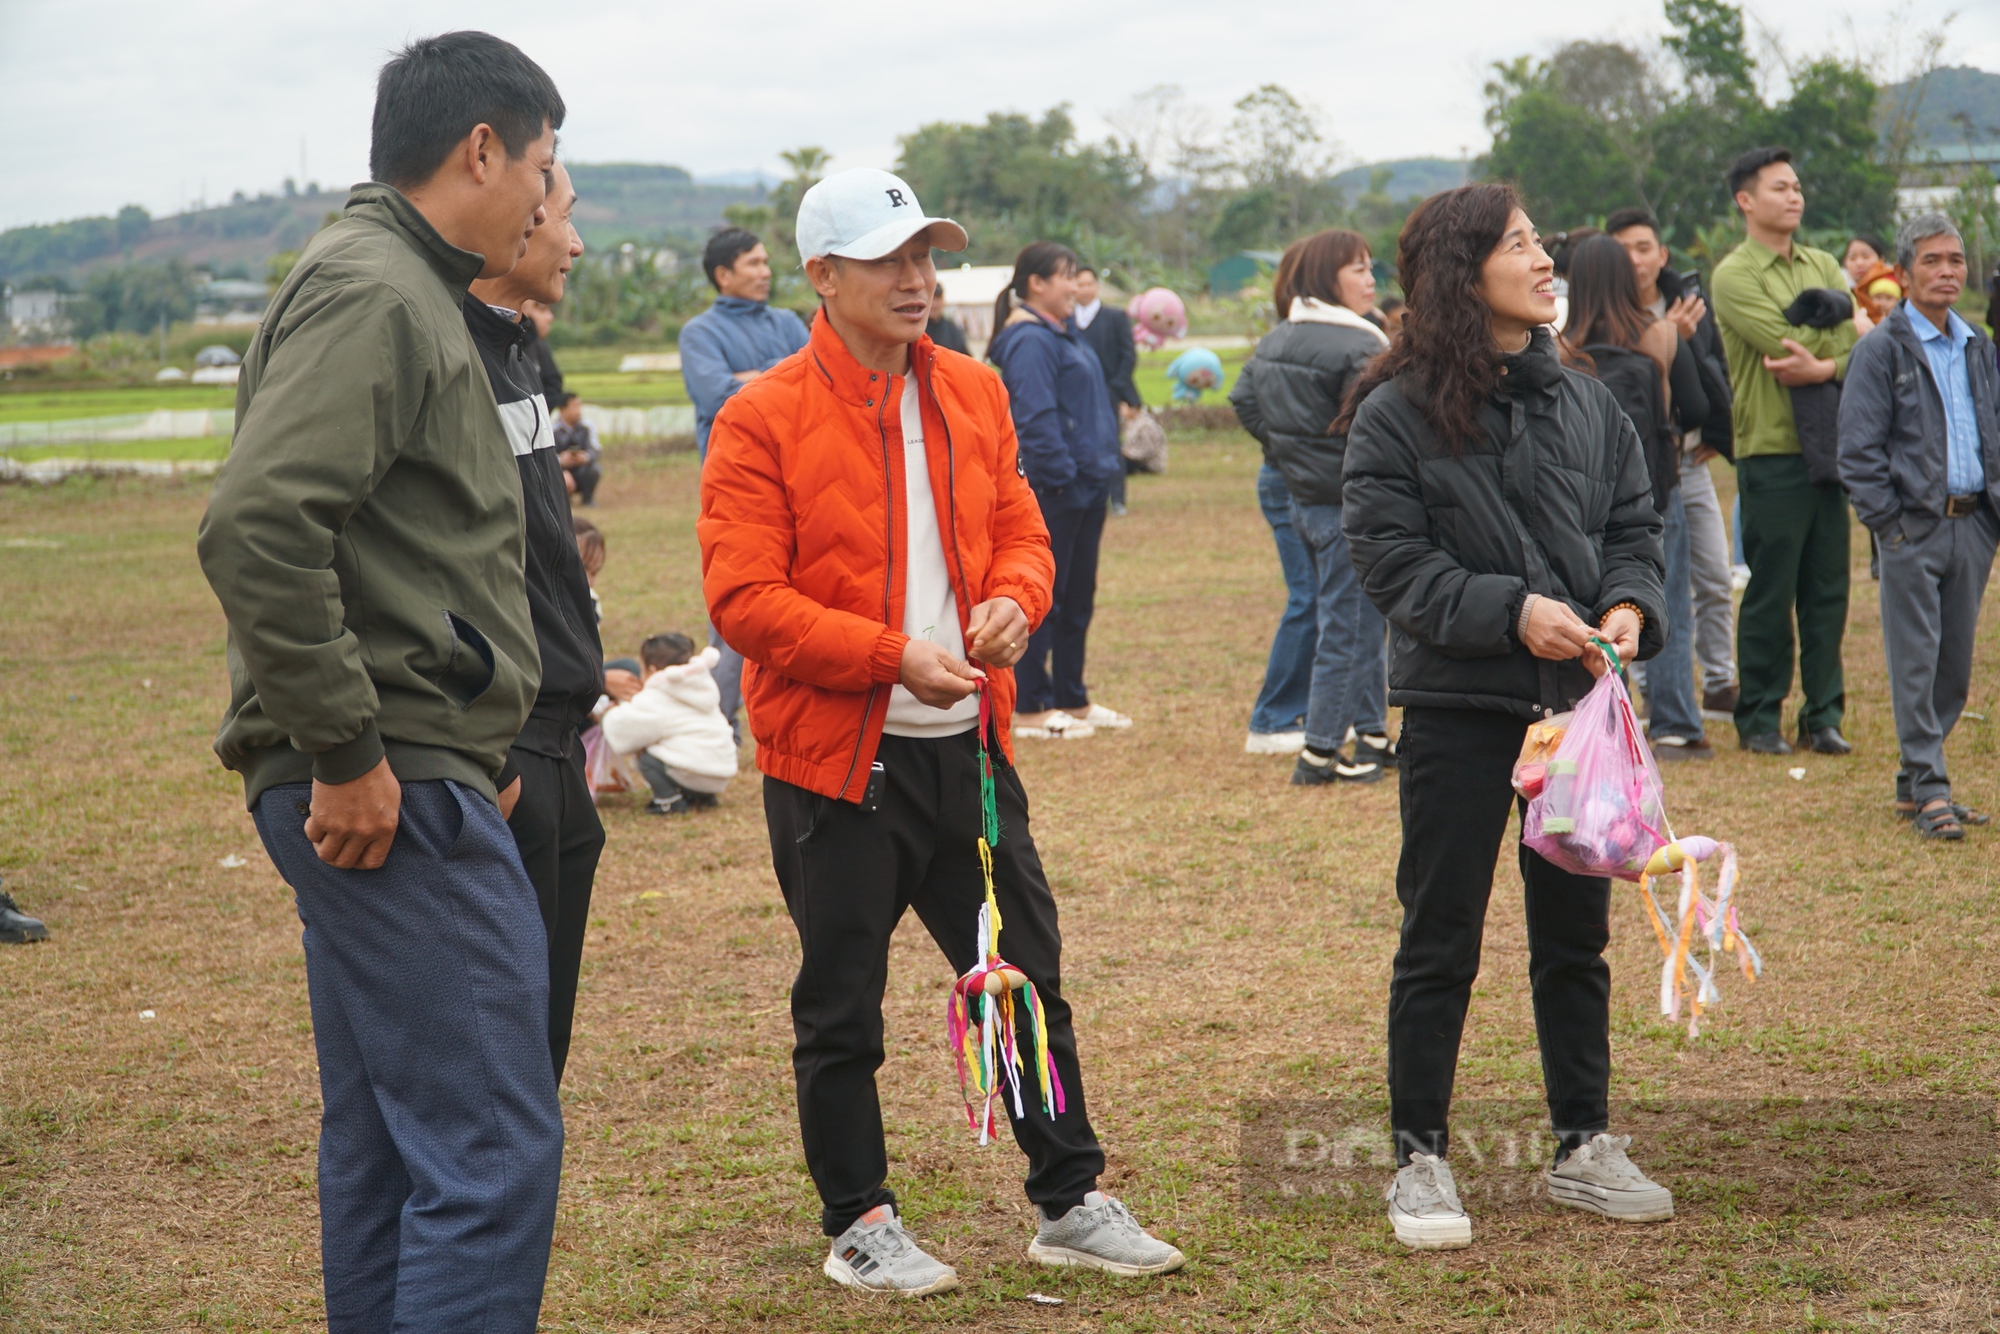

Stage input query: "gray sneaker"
[
  {"left": 823, "top": 1205, "right": 959, "bottom": 1297},
  {"left": 1546, "top": 1133, "right": 1674, "bottom": 1222},
  {"left": 1386, "top": 1153, "right": 1472, "bottom": 1249},
  {"left": 1027, "top": 1192, "right": 1185, "bottom": 1276}
]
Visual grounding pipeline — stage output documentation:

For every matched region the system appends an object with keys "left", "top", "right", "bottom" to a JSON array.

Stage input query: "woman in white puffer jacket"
[{"left": 600, "top": 638, "right": 739, "bottom": 814}]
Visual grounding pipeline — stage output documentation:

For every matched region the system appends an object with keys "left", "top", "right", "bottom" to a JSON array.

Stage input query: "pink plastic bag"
[{"left": 1521, "top": 668, "right": 1669, "bottom": 881}]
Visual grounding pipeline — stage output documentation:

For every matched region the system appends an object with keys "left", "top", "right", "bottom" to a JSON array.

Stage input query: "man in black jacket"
[
  {"left": 1074, "top": 267, "right": 1141, "bottom": 412},
  {"left": 926, "top": 282, "right": 970, "bottom": 355},
  {"left": 1837, "top": 215, "right": 2000, "bottom": 840},
  {"left": 521, "top": 297, "right": 564, "bottom": 399},
  {"left": 1609, "top": 207, "right": 1740, "bottom": 720},
  {"left": 1074, "top": 266, "right": 1143, "bottom": 511},
  {"left": 466, "top": 159, "right": 607, "bottom": 1082}
]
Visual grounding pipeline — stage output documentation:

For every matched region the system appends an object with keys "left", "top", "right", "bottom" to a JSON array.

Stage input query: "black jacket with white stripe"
[{"left": 462, "top": 296, "right": 604, "bottom": 763}]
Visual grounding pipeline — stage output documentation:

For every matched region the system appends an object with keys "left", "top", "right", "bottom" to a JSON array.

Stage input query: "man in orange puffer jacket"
[{"left": 700, "top": 169, "right": 1185, "bottom": 1297}]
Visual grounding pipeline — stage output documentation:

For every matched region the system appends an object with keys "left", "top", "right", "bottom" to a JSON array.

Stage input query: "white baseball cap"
[{"left": 795, "top": 168, "right": 968, "bottom": 262}]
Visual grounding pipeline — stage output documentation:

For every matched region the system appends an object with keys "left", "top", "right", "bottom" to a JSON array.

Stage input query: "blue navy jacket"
[
  {"left": 680, "top": 296, "right": 810, "bottom": 453},
  {"left": 987, "top": 308, "right": 1122, "bottom": 510}
]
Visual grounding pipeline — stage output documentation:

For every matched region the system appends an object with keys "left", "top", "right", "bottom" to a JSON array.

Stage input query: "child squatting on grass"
[{"left": 599, "top": 633, "right": 738, "bottom": 815}]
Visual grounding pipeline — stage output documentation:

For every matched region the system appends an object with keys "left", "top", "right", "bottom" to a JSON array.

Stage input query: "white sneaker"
[
  {"left": 1386, "top": 1153, "right": 1472, "bottom": 1249},
  {"left": 1546, "top": 1133, "right": 1674, "bottom": 1222},
  {"left": 1245, "top": 730, "right": 1307, "bottom": 755},
  {"left": 824, "top": 1205, "right": 960, "bottom": 1297},
  {"left": 1015, "top": 711, "right": 1095, "bottom": 740},
  {"left": 1027, "top": 1192, "right": 1185, "bottom": 1276},
  {"left": 1075, "top": 703, "right": 1133, "bottom": 729}
]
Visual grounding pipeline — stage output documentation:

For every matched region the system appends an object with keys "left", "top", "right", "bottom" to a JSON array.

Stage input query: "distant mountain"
[
  {"left": 1882, "top": 64, "right": 2000, "bottom": 148},
  {"left": 694, "top": 169, "right": 782, "bottom": 189},
  {"left": 1330, "top": 157, "right": 1469, "bottom": 202},
  {"left": 0, "top": 190, "right": 342, "bottom": 284},
  {"left": 565, "top": 163, "right": 766, "bottom": 249},
  {"left": 0, "top": 164, "right": 770, "bottom": 285}
]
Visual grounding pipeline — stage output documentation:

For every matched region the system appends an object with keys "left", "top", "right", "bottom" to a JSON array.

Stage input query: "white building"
[
  {"left": 935, "top": 264, "right": 1015, "bottom": 355},
  {"left": 195, "top": 279, "right": 271, "bottom": 327},
  {"left": 4, "top": 287, "right": 70, "bottom": 343}
]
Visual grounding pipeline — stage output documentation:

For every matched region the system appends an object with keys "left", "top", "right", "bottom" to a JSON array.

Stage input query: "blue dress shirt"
[{"left": 1902, "top": 302, "right": 1987, "bottom": 494}]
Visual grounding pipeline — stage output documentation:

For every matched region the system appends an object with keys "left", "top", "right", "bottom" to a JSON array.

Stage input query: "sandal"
[
  {"left": 1894, "top": 798, "right": 1990, "bottom": 825},
  {"left": 1914, "top": 800, "right": 1965, "bottom": 841}
]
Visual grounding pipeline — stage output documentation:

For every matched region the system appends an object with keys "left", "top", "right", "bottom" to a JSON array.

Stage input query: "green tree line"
[{"left": 1481, "top": 0, "right": 1904, "bottom": 267}]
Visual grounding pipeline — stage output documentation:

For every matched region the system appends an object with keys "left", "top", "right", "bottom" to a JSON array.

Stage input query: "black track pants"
[
  {"left": 506, "top": 743, "right": 605, "bottom": 1084},
  {"left": 763, "top": 730, "right": 1105, "bottom": 1235}
]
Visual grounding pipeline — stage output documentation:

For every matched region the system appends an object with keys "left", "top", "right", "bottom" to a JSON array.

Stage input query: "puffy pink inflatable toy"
[{"left": 1127, "top": 287, "right": 1188, "bottom": 351}]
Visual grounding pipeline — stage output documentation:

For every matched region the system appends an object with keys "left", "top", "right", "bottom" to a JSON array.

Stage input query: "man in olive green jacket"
[
  {"left": 1711, "top": 146, "right": 1863, "bottom": 755},
  {"left": 196, "top": 33, "right": 570, "bottom": 1334}
]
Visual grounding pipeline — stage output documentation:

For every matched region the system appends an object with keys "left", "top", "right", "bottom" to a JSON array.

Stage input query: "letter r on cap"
[{"left": 886, "top": 189, "right": 908, "bottom": 207}]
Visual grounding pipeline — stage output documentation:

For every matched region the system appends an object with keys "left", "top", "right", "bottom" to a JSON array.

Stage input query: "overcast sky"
[{"left": 5, "top": 0, "right": 1997, "bottom": 231}]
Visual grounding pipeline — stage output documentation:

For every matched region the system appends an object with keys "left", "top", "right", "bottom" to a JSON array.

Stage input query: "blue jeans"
[
  {"left": 253, "top": 780, "right": 564, "bottom": 1334},
  {"left": 1291, "top": 498, "right": 1388, "bottom": 753},
  {"left": 1647, "top": 488, "right": 1703, "bottom": 742},
  {"left": 1250, "top": 464, "right": 1319, "bottom": 734}
]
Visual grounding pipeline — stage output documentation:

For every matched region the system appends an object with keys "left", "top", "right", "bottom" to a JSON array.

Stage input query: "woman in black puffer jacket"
[
  {"left": 1231, "top": 230, "right": 1394, "bottom": 783},
  {"left": 1338, "top": 183, "right": 1669, "bottom": 1251}
]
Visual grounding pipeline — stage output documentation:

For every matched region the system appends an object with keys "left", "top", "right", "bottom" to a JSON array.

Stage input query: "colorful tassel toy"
[
  {"left": 945, "top": 684, "right": 1065, "bottom": 1143},
  {"left": 1636, "top": 836, "right": 1764, "bottom": 1038}
]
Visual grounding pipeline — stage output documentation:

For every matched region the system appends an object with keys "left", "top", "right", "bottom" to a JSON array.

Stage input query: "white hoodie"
[{"left": 599, "top": 647, "right": 739, "bottom": 781}]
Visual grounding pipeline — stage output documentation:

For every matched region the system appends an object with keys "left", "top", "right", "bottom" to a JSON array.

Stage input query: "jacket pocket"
[{"left": 430, "top": 610, "right": 497, "bottom": 710}]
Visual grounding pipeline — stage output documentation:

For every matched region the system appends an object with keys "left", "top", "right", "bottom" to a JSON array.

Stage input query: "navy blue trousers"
[
  {"left": 254, "top": 779, "right": 564, "bottom": 1334},
  {"left": 1017, "top": 498, "right": 1108, "bottom": 713}
]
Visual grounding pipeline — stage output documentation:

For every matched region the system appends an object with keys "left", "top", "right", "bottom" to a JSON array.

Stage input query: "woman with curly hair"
[{"left": 1338, "top": 183, "right": 1671, "bottom": 1250}]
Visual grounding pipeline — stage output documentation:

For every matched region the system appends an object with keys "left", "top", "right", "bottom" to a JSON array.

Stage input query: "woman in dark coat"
[
  {"left": 1339, "top": 183, "right": 1670, "bottom": 1250},
  {"left": 1231, "top": 229, "right": 1394, "bottom": 783},
  {"left": 988, "top": 242, "right": 1129, "bottom": 738}
]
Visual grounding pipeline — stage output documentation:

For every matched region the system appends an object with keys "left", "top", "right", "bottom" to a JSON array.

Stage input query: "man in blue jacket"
[
  {"left": 681, "top": 227, "right": 811, "bottom": 728},
  {"left": 681, "top": 227, "right": 810, "bottom": 458},
  {"left": 1837, "top": 213, "right": 2000, "bottom": 841}
]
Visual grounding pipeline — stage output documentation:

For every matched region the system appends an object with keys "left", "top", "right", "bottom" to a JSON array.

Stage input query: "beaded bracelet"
[{"left": 1600, "top": 601, "right": 1645, "bottom": 633}]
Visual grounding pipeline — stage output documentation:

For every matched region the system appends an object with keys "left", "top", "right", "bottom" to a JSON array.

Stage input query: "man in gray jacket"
[
  {"left": 196, "top": 33, "right": 568, "bottom": 1332},
  {"left": 1837, "top": 213, "right": 2000, "bottom": 841}
]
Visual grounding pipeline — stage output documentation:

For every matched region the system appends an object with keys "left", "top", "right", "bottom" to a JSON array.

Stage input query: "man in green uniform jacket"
[
  {"left": 1711, "top": 146, "right": 1863, "bottom": 755},
  {"left": 196, "top": 32, "right": 574, "bottom": 1334}
]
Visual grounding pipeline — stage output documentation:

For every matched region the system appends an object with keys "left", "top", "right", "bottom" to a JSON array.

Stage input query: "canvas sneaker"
[
  {"left": 1016, "top": 712, "right": 1096, "bottom": 740},
  {"left": 1386, "top": 1153, "right": 1472, "bottom": 1249},
  {"left": 823, "top": 1205, "right": 959, "bottom": 1297},
  {"left": 1074, "top": 703, "right": 1133, "bottom": 730},
  {"left": 1245, "top": 730, "right": 1306, "bottom": 755},
  {"left": 1027, "top": 1192, "right": 1185, "bottom": 1276},
  {"left": 1545, "top": 1133, "right": 1674, "bottom": 1222}
]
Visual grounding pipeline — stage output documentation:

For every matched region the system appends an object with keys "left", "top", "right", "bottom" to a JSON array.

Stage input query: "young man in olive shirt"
[{"left": 1710, "top": 147, "right": 1863, "bottom": 755}]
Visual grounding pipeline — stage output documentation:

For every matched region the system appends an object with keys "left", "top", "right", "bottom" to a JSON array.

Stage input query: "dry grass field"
[{"left": 1, "top": 431, "right": 1997, "bottom": 1332}]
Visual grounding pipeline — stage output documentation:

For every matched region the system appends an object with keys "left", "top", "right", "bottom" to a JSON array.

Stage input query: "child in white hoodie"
[{"left": 600, "top": 633, "right": 739, "bottom": 815}]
